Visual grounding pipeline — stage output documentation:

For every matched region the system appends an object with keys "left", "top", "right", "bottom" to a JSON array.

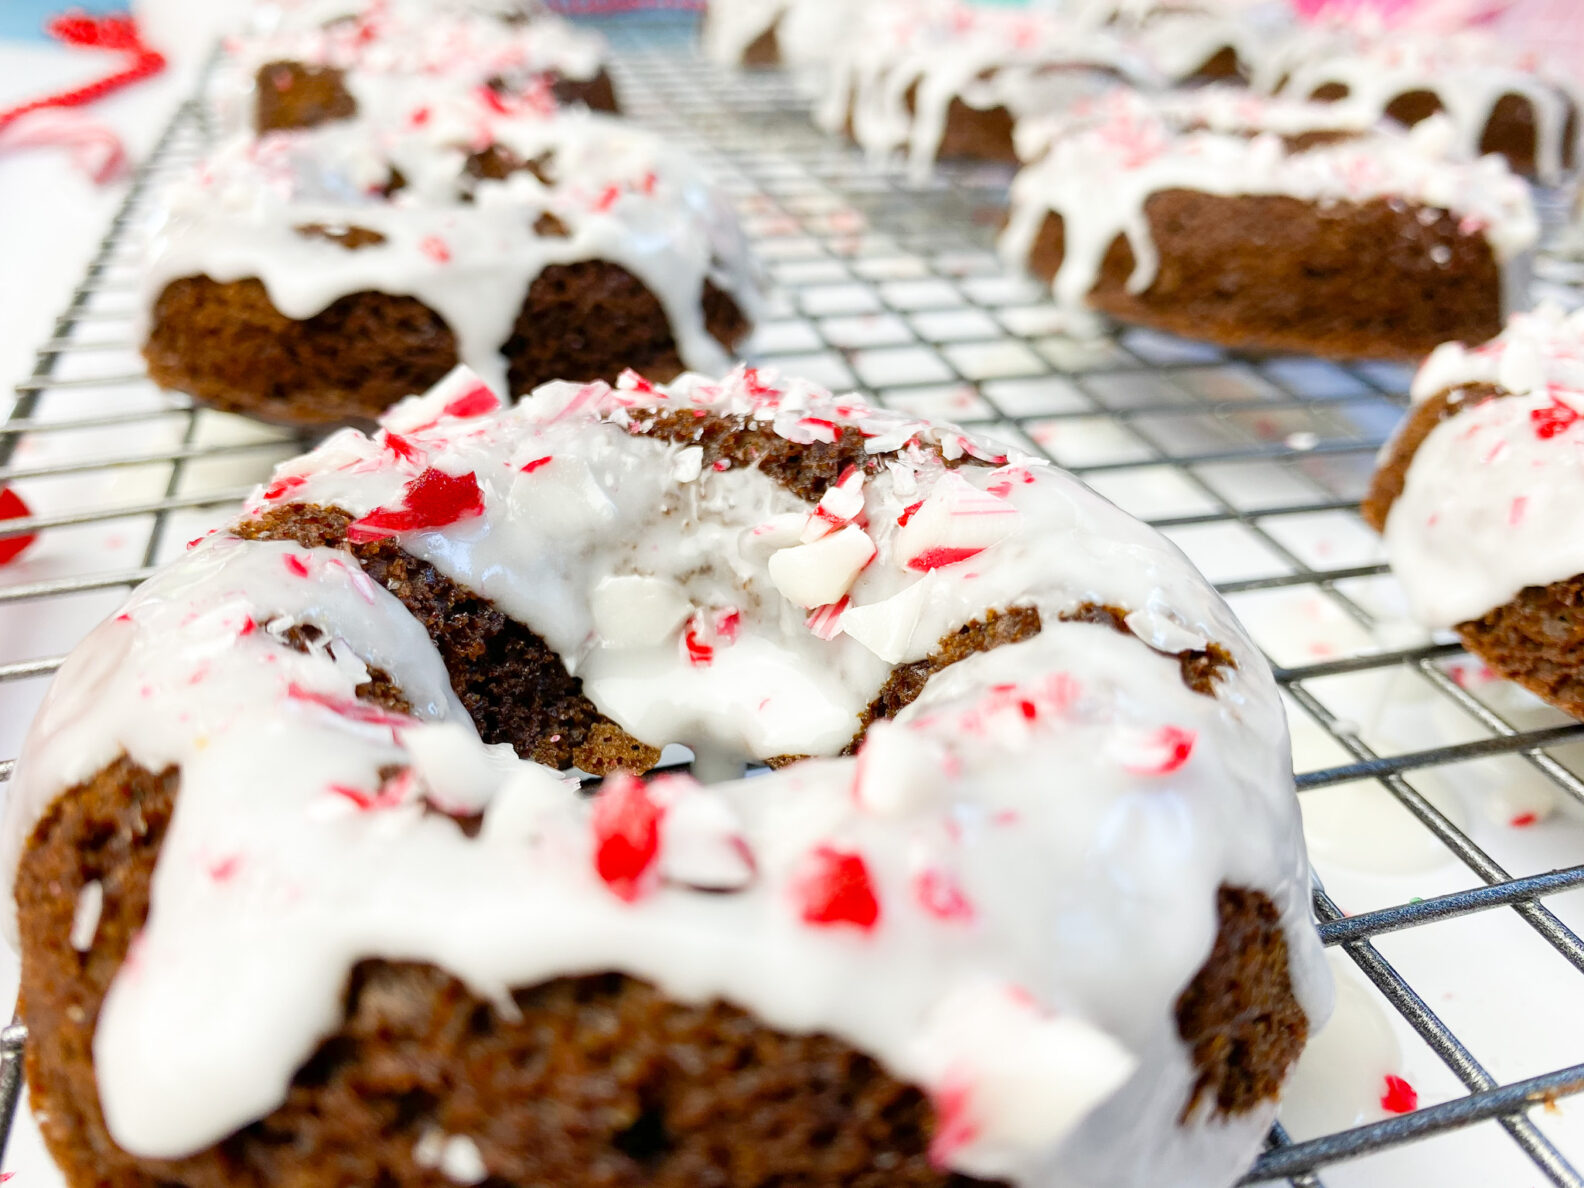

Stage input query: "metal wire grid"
[{"left": 1, "top": 16, "right": 1584, "bottom": 1186}]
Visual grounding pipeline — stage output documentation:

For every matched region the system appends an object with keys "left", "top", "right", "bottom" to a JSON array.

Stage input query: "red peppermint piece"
[
  {"left": 1121, "top": 725, "right": 1195, "bottom": 776},
  {"left": 713, "top": 607, "right": 741, "bottom": 643},
  {"left": 928, "top": 1079, "right": 979, "bottom": 1168},
  {"left": 284, "top": 554, "right": 310, "bottom": 578},
  {"left": 1380, "top": 1074, "right": 1417, "bottom": 1114},
  {"left": 419, "top": 235, "right": 451, "bottom": 264},
  {"left": 592, "top": 774, "right": 665, "bottom": 902},
  {"left": 261, "top": 474, "right": 306, "bottom": 502},
  {"left": 1511, "top": 812, "right": 1538, "bottom": 828},
  {"left": 915, "top": 869, "right": 974, "bottom": 923},
  {"left": 346, "top": 468, "right": 485, "bottom": 542},
  {"left": 805, "top": 596, "right": 850, "bottom": 641},
  {"left": 797, "top": 845, "right": 880, "bottom": 931},
  {"left": 906, "top": 545, "right": 985, "bottom": 572},
  {"left": 383, "top": 432, "right": 422, "bottom": 462},
  {"left": 0, "top": 486, "right": 37, "bottom": 565},
  {"left": 897, "top": 501, "right": 924, "bottom": 527},
  {"left": 682, "top": 620, "right": 714, "bottom": 666},
  {"left": 286, "top": 684, "right": 414, "bottom": 730},
  {"left": 1531, "top": 394, "right": 1581, "bottom": 440},
  {"left": 520, "top": 455, "right": 553, "bottom": 474},
  {"left": 476, "top": 84, "right": 509, "bottom": 115},
  {"left": 208, "top": 855, "right": 241, "bottom": 882},
  {"left": 442, "top": 384, "right": 500, "bottom": 419}
]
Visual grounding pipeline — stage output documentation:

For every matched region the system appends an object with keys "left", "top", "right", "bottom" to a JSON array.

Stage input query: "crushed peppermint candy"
[
  {"left": 591, "top": 774, "right": 665, "bottom": 902},
  {"left": 795, "top": 845, "right": 881, "bottom": 931}
]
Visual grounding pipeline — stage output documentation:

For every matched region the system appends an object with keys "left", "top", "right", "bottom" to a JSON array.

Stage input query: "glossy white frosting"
[
  {"left": 140, "top": 100, "right": 758, "bottom": 398},
  {"left": 702, "top": 0, "right": 873, "bottom": 69},
  {"left": 5, "top": 365, "right": 1328, "bottom": 1187},
  {"left": 1257, "top": 26, "right": 1582, "bottom": 186},
  {"left": 816, "top": 0, "right": 1156, "bottom": 182},
  {"left": 1000, "top": 89, "right": 1538, "bottom": 335},
  {"left": 1384, "top": 304, "right": 1584, "bottom": 628},
  {"left": 1065, "top": 0, "right": 1290, "bottom": 85}
]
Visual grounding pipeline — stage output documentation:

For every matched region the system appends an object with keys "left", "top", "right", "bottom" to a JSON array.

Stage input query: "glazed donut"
[
  {"left": 8, "top": 365, "right": 1329, "bottom": 1188},
  {"left": 1364, "top": 305, "right": 1584, "bottom": 718},
  {"left": 1000, "top": 89, "right": 1538, "bottom": 359},
  {"left": 216, "top": 0, "right": 620, "bottom": 135},
  {"left": 141, "top": 101, "right": 756, "bottom": 426}
]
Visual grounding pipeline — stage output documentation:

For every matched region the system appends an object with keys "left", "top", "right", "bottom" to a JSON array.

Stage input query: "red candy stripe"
[
  {"left": 797, "top": 846, "right": 881, "bottom": 931},
  {"left": 346, "top": 468, "right": 485, "bottom": 542},
  {"left": 591, "top": 774, "right": 665, "bottom": 902},
  {"left": 0, "top": 487, "right": 37, "bottom": 565}
]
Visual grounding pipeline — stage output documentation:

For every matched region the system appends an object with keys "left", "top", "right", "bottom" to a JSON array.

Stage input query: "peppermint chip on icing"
[
  {"left": 140, "top": 100, "right": 758, "bottom": 397},
  {"left": 1384, "top": 304, "right": 1584, "bottom": 628},
  {"left": 4, "top": 365, "right": 1330, "bottom": 1186},
  {"left": 1000, "top": 88, "right": 1538, "bottom": 335}
]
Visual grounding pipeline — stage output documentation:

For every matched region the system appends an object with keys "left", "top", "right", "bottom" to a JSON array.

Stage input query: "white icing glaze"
[
  {"left": 1256, "top": 25, "right": 1583, "bottom": 186},
  {"left": 816, "top": 0, "right": 1157, "bottom": 182},
  {"left": 1064, "top": 0, "right": 1292, "bottom": 85},
  {"left": 702, "top": 0, "right": 873, "bottom": 69},
  {"left": 1000, "top": 88, "right": 1538, "bottom": 335},
  {"left": 5, "top": 366, "right": 1330, "bottom": 1186},
  {"left": 140, "top": 101, "right": 758, "bottom": 398},
  {"left": 1383, "top": 304, "right": 1584, "bottom": 627},
  {"left": 212, "top": 0, "right": 609, "bottom": 135}
]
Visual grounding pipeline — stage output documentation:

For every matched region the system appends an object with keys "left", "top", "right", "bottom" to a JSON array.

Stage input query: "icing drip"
[
  {"left": 140, "top": 101, "right": 759, "bottom": 397},
  {"left": 702, "top": 0, "right": 875, "bottom": 69},
  {"left": 1256, "top": 26, "right": 1583, "bottom": 186},
  {"left": 1385, "top": 304, "right": 1584, "bottom": 627},
  {"left": 6, "top": 365, "right": 1328, "bottom": 1186},
  {"left": 1064, "top": 0, "right": 1293, "bottom": 85},
  {"left": 1000, "top": 88, "right": 1538, "bottom": 333},
  {"left": 816, "top": 0, "right": 1157, "bottom": 181}
]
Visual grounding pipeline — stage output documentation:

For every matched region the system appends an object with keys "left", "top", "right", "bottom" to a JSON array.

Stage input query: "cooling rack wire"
[{"left": 3, "top": 15, "right": 1584, "bottom": 1187}]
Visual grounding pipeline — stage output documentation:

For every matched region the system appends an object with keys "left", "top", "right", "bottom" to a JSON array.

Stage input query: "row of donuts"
[
  {"left": 141, "top": 0, "right": 762, "bottom": 427},
  {"left": 706, "top": 0, "right": 1580, "bottom": 362}
]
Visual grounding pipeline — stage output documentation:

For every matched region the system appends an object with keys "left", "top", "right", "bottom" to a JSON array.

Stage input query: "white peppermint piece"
[
  {"left": 895, "top": 473, "right": 1020, "bottom": 574},
  {"left": 71, "top": 879, "right": 104, "bottom": 953},
  {"left": 910, "top": 982, "right": 1138, "bottom": 1181},
  {"left": 659, "top": 788, "right": 755, "bottom": 891},
  {"left": 840, "top": 573, "right": 940, "bottom": 665},
  {"left": 480, "top": 765, "right": 580, "bottom": 848},
  {"left": 1122, "top": 608, "right": 1208, "bottom": 655},
  {"left": 767, "top": 524, "right": 877, "bottom": 609},
  {"left": 852, "top": 719, "right": 944, "bottom": 816},
  {"left": 673, "top": 445, "right": 705, "bottom": 483},
  {"left": 440, "top": 1135, "right": 488, "bottom": 1185},
  {"left": 590, "top": 574, "right": 692, "bottom": 648},
  {"left": 801, "top": 468, "right": 867, "bottom": 543},
  {"left": 402, "top": 721, "right": 517, "bottom": 816},
  {"left": 382, "top": 364, "right": 500, "bottom": 433}
]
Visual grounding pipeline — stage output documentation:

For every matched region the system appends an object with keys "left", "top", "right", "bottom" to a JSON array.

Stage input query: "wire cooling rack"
[{"left": 3, "top": 14, "right": 1584, "bottom": 1187}]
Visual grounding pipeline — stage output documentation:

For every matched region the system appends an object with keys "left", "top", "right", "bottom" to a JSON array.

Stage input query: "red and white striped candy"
[{"left": 895, "top": 473, "right": 1020, "bottom": 574}]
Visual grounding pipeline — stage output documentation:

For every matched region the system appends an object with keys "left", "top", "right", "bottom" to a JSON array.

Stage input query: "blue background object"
[{"left": 0, "top": 1, "right": 130, "bottom": 43}]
